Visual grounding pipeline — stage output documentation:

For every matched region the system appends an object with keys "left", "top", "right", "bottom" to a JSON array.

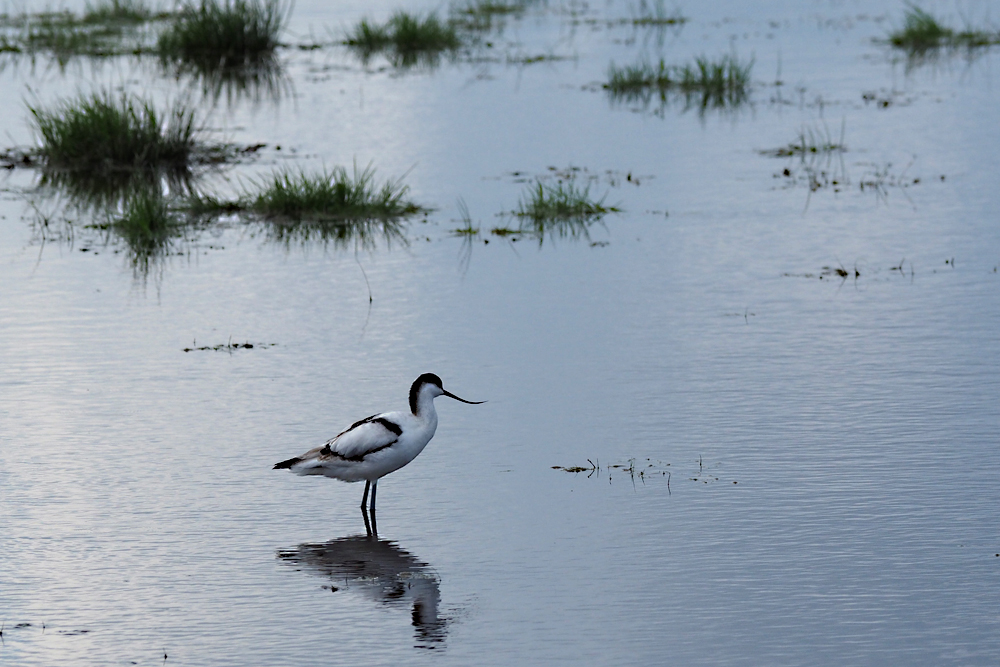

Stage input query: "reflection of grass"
[
  {"left": 40, "top": 167, "right": 192, "bottom": 210},
  {"left": 345, "top": 11, "right": 460, "bottom": 66},
  {"left": 30, "top": 92, "right": 197, "bottom": 173},
  {"left": 259, "top": 217, "right": 408, "bottom": 250},
  {"left": 164, "top": 52, "right": 287, "bottom": 104},
  {"left": 888, "top": 6, "right": 999, "bottom": 52},
  {"left": 158, "top": 0, "right": 286, "bottom": 69},
  {"left": 111, "top": 189, "right": 178, "bottom": 267}
]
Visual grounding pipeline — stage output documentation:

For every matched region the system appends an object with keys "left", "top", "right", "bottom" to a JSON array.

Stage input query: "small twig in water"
[{"left": 355, "top": 254, "right": 373, "bottom": 303}]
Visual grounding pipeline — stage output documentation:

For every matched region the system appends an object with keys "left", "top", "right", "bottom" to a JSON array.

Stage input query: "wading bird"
[{"left": 274, "top": 373, "right": 484, "bottom": 512}]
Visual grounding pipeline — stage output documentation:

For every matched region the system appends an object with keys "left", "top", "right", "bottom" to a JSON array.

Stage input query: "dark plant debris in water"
[
  {"left": 783, "top": 259, "right": 917, "bottom": 283},
  {"left": 183, "top": 338, "right": 277, "bottom": 352},
  {"left": 759, "top": 122, "right": 846, "bottom": 159}
]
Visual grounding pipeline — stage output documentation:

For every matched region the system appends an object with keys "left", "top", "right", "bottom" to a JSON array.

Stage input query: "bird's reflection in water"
[{"left": 277, "top": 510, "right": 447, "bottom": 649}]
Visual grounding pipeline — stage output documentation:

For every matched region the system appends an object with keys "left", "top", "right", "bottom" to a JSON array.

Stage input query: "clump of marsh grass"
[
  {"left": 605, "top": 54, "right": 752, "bottom": 111},
  {"left": 606, "top": 54, "right": 751, "bottom": 95},
  {"left": 194, "top": 163, "right": 422, "bottom": 221},
  {"left": 29, "top": 92, "right": 198, "bottom": 177},
  {"left": 345, "top": 11, "right": 461, "bottom": 66},
  {"left": 888, "top": 6, "right": 999, "bottom": 53},
  {"left": 515, "top": 179, "right": 618, "bottom": 225},
  {"left": 158, "top": 0, "right": 286, "bottom": 69}
]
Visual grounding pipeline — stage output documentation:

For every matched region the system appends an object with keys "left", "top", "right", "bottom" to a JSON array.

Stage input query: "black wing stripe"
[
  {"left": 373, "top": 417, "right": 403, "bottom": 436},
  {"left": 322, "top": 439, "right": 397, "bottom": 462}
]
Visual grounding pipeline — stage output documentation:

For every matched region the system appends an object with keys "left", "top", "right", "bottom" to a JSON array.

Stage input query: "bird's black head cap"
[{"left": 410, "top": 373, "right": 443, "bottom": 413}]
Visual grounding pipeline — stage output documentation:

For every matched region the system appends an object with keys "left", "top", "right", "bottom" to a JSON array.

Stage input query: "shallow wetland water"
[{"left": 1, "top": 0, "right": 999, "bottom": 665}]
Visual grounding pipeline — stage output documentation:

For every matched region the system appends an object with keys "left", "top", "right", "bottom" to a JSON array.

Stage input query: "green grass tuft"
[
  {"left": 29, "top": 92, "right": 198, "bottom": 174},
  {"left": 158, "top": 0, "right": 286, "bottom": 69},
  {"left": 515, "top": 180, "right": 616, "bottom": 221},
  {"left": 345, "top": 11, "right": 461, "bottom": 65},
  {"left": 605, "top": 54, "right": 752, "bottom": 111},
  {"left": 888, "top": 6, "right": 999, "bottom": 52},
  {"left": 193, "top": 164, "right": 422, "bottom": 221}
]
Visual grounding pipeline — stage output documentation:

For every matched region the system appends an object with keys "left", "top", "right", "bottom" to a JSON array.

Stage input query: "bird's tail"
[{"left": 273, "top": 457, "right": 301, "bottom": 470}]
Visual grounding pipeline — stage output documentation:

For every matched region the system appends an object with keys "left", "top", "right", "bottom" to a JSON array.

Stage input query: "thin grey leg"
[
  {"left": 369, "top": 478, "right": 378, "bottom": 513},
  {"left": 360, "top": 480, "right": 371, "bottom": 509},
  {"left": 361, "top": 506, "right": 373, "bottom": 537}
]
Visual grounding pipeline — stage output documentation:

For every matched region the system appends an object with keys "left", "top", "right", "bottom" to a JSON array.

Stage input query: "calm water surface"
[{"left": 1, "top": 0, "right": 999, "bottom": 665}]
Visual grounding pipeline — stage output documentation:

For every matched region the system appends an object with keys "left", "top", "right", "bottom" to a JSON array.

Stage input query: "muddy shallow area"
[{"left": 1, "top": 1, "right": 998, "bottom": 665}]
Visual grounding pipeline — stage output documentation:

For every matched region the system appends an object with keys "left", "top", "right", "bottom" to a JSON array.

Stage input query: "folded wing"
[
  {"left": 274, "top": 414, "right": 403, "bottom": 471},
  {"left": 326, "top": 415, "right": 402, "bottom": 461}
]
